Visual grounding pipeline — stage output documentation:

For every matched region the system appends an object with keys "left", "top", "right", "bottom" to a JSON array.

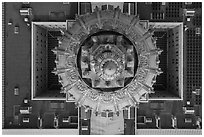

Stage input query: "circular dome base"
[
  {"left": 52, "top": 7, "right": 163, "bottom": 114},
  {"left": 77, "top": 30, "right": 137, "bottom": 92}
]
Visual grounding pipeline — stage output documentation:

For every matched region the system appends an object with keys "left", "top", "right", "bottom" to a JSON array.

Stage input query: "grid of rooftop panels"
[
  {"left": 193, "top": 15, "right": 202, "bottom": 27},
  {"left": 186, "top": 29, "right": 202, "bottom": 101},
  {"left": 165, "top": 2, "right": 183, "bottom": 19}
]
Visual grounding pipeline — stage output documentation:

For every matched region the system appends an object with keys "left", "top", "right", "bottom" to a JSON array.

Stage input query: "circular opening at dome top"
[
  {"left": 103, "top": 60, "right": 117, "bottom": 76},
  {"left": 77, "top": 30, "right": 138, "bottom": 92}
]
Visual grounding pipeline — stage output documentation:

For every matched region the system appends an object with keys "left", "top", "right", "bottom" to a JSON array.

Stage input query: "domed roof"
[{"left": 52, "top": 7, "right": 163, "bottom": 115}]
